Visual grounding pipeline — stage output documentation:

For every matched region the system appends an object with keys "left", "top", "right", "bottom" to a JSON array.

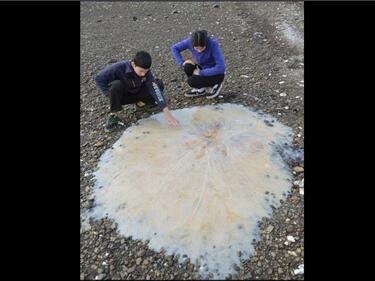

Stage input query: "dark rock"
[{"left": 233, "top": 264, "right": 240, "bottom": 272}]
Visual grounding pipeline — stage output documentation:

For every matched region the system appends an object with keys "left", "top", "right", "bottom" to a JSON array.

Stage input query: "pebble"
[
  {"left": 94, "top": 141, "right": 104, "bottom": 147},
  {"left": 137, "top": 249, "right": 145, "bottom": 257},
  {"left": 286, "top": 225, "right": 295, "bottom": 233},
  {"left": 244, "top": 272, "right": 252, "bottom": 279},
  {"left": 253, "top": 32, "right": 264, "bottom": 38},
  {"left": 287, "top": 235, "right": 296, "bottom": 242},
  {"left": 265, "top": 225, "right": 274, "bottom": 233},
  {"left": 233, "top": 264, "right": 241, "bottom": 272},
  {"left": 294, "top": 179, "right": 304, "bottom": 188},
  {"left": 288, "top": 251, "right": 297, "bottom": 256},
  {"left": 293, "top": 166, "right": 304, "bottom": 173},
  {"left": 95, "top": 273, "right": 106, "bottom": 280},
  {"left": 294, "top": 264, "right": 304, "bottom": 275}
]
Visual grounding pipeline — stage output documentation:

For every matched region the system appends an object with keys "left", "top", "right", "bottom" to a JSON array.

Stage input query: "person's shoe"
[
  {"left": 184, "top": 88, "right": 206, "bottom": 97},
  {"left": 206, "top": 83, "right": 223, "bottom": 99},
  {"left": 135, "top": 101, "right": 147, "bottom": 112},
  {"left": 204, "top": 86, "right": 213, "bottom": 93},
  {"left": 105, "top": 114, "right": 121, "bottom": 131},
  {"left": 136, "top": 101, "right": 146, "bottom": 107}
]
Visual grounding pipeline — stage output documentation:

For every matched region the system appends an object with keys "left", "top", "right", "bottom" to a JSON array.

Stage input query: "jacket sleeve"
[
  {"left": 171, "top": 37, "right": 191, "bottom": 66},
  {"left": 199, "top": 40, "right": 226, "bottom": 77},
  {"left": 146, "top": 72, "right": 168, "bottom": 110},
  {"left": 94, "top": 62, "right": 121, "bottom": 96}
]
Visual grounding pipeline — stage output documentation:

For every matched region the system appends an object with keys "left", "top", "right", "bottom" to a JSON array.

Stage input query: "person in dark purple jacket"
[
  {"left": 171, "top": 30, "right": 226, "bottom": 98},
  {"left": 95, "top": 51, "right": 180, "bottom": 131}
]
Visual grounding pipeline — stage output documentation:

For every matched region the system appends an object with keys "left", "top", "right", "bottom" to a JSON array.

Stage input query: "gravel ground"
[{"left": 80, "top": 1, "right": 304, "bottom": 280}]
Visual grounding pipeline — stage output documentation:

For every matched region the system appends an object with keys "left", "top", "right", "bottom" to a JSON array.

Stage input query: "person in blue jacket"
[
  {"left": 171, "top": 30, "right": 226, "bottom": 98},
  {"left": 95, "top": 51, "right": 180, "bottom": 131}
]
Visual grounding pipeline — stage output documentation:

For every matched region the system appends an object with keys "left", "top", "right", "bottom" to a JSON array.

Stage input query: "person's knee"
[
  {"left": 184, "top": 63, "right": 196, "bottom": 76},
  {"left": 109, "top": 80, "right": 125, "bottom": 95},
  {"left": 155, "top": 79, "right": 164, "bottom": 91}
]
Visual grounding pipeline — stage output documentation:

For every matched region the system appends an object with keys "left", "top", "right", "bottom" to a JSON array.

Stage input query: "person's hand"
[
  {"left": 167, "top": 114, "right": 180, "bottom": 128},
  {"left": 193, "top": 68, "right": 200, "bottom": 75},
  {"left": 163, "top": 107, "right": 180, "bottom": 128},
  {"left": 183, "top": 59, "right": 194, "bottom": 66}
]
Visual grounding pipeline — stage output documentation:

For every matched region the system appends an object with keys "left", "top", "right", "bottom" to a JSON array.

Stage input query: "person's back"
[
  {"left": 95, "top": 60, "right": 150, "bottom": 96},
  {"left": 171, "top": 34, "right": 226, "bottom": 75},
  {"left": 95, "top": 51, "right": 180, "bottom": 131},
  {"left": 171, "top": 30, "right": 226, "bottom": 98}
]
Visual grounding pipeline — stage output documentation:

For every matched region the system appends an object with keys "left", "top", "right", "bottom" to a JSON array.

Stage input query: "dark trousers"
[
  {"left": 108, "top": 79, "right": 164, "bottom": 112},
  {"left": 184, "top": 63, "right": 224, "bottom": 89}
]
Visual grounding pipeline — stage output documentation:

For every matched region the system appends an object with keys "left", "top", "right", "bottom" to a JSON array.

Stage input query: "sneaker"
[
  {"left": 105, "top": 114, "right": 121, "bottom": 131},
  {"left": 204, "top": 86, "right": 213, "bottom": 93},
  {"left": 184, "top": 88, "right": 206, "bottom": 97},
  {"left": 206, "top": 83, "right": 223, "bottom": 99},
  {"left": 135, "top": 101, "right": 147, "bottom": 112},
  {"left": 191, "top": 88, "right": 205, "bottom": 93},
  {"left": 136, "top": 101, "right": 146, "bottom": 108}
]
